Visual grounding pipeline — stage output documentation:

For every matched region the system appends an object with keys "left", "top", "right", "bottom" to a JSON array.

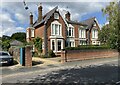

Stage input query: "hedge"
[{"left": 65, "top": 45, "right": 111, "bottom": 50}]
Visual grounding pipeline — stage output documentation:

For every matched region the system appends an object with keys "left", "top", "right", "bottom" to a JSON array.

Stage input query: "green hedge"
[{"left": 65, "top": 45, "right": 110, "bottom": 50}]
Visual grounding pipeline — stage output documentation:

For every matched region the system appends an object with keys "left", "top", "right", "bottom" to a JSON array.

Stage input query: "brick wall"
[
  {"left": 25, "top": 46, "right": 32, "bottom": 67},
  {"left": 9, "top": 46, "right": 32, "bottom": 67},
  {"left": 61, "top": 50, "right": 118, "bottom": 62},
  {"left": 9, "top": 47, "right": 20, "bottom": 63}
]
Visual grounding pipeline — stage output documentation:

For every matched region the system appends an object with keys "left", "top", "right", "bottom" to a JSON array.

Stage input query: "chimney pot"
[
  {"left": 30, "top": 12, "right": 33, "bottom": 27},
  {"left": 38, "top": 3, "right": 42, "bottom": 22},
  {"left": 65, "top": 11, "right": 70, "bottom": 21}
]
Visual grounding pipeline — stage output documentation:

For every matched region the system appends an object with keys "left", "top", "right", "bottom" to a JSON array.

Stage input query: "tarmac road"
[{"left": 1, "top": 56, "right": 119, "bottom": 84}]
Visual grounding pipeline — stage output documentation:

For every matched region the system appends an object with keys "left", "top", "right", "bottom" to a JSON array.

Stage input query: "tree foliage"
[
  {"left": 33, "top": 37, "right": 42, "bottom": 55},
  {"left": 0, "top": 32, "right": 26, "bottom": 51},
  {"left": 102, "top": 2, "right": 119, "bottom": 49},
  {"left": 98, "top": 25, "right": 110, "bottom": 45},
  {"left": 1, "top": 40, "right": 11, "bottom": 51},
  {"left": 11, "top": 32, "right": 26, "bottom": 43}
]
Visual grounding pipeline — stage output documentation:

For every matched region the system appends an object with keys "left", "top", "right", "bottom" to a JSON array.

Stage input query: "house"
[
  {"left": 26, "top": 4, "right": 100, "bottom": 56},
  {"left": 10, "top": 40, "right": 23, "bottom": 46}
]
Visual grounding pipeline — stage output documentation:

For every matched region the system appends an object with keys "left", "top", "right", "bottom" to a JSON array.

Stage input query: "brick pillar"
[
  {"left": 61, "top": 50, "right": 67, "bottom": 63},
  {"left": 25, "top": 45, "right": 32, "bottom": 67}
]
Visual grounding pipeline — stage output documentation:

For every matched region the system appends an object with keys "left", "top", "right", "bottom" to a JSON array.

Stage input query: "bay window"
[
  {"left": 92, "top": 29, "right": 98, "bottom": 39},
  {"left": 79, "top": 28, "right": 86, "bottom": 38},
  {"left": 50, "top": 39, "right": 63, "bottom": 52},
  {"left": 51, "top": 21, "right": 61, "bottom": 36},
  {"left": 67, "top": 41, "right": 75, "bottom": 47},
  {"left": 67, "top": 27, "right": 74, "bottom": 37}
]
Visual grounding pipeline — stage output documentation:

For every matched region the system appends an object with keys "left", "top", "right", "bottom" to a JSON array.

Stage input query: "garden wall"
[
  {"left": 9, "top": 45, "right": 32, "bottom": 67},
  {"left": 61, "top": 49, "right": 118, "bottom": 62}
]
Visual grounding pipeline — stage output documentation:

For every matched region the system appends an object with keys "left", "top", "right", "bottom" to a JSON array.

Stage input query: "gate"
[{"left": 20, "top": 47, "right": 25, "bottom": 66}]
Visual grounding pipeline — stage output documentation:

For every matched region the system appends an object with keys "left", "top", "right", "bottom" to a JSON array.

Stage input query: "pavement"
[{"left": 0, "top": 56, "right": 119, "bottom": 84}]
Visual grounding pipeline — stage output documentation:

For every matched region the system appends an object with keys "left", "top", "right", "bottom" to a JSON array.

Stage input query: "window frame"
[
  {"left": 67, "top": 25, "right": 74, "bottom": 37},
  {"left": 92, "top": 28, "right": 98, "bottom": 39},
  {"left": 54, "top": 13, "right": 59, "bottom": 19},
  {"left": 50, "top": 39, "right": 63, "bottom": 52},
  {"left": 51, "top": 21, "right": 62, "bottom": 36},
  {"left": 31, "top": 29, "right": 34, "bottom": 37},
  {"left": 79, "top": 27, "right": 86, "bottom": 38}
]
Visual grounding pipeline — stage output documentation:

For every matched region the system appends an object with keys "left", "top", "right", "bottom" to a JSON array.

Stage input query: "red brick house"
[{"left": 26, "top": 4, "right": 100, "bottom": 56}]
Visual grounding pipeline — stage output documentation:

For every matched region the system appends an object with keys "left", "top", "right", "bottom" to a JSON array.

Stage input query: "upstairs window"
[
  {"left": 79, "top": 28, "right": 86, "bottom": 38},
  {"left": 54, "top": 13, "right": 59, "bottom": 19},
  {"left": 67, "top": 27, "right": 74, "bottom": 37},
  {"left": 92, "top": 29, "right": 98, "bottom": 39},
  {"left": 31, "top": 29, "right": 34, "bottom": 37},
  {"left": 51, "top": 21, "right": 62, "bottom": 36}
]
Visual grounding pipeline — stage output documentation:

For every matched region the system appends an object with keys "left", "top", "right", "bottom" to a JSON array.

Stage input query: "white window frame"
[
  {"left": 67, "top": 24, "right": 74, "bottom": 37},
  {"left": 51, "top": 21, "right": 62, "bottom": 36},
  {"left": 54, "top": 13, "right": 59, "bottom": 19},
  {"left": 31, "top": 29, "right": 34, "bottom": 37},
  {"left": 67, "top": 40, "right": 75, "bottom": 47},
  {"left": 79, "top": 40, "right": 86, "bottom": 45},
  {"left": 79, "top": 27, "right": 86, "bottom": 38},
  {"left": 57, "top": 39, "right": 63, "bottom": 51},
  {"left": 92, "top": 29, "right": 98, "bottom": 39},
  {"left": 50, "top": 39, "right": 55, "bottom": 51},
  {"left": 50, "top": 39, "right": 63, "bottom": 52},
  {"left": 26, "top": 30, "right": 29, "bottom": 38}
]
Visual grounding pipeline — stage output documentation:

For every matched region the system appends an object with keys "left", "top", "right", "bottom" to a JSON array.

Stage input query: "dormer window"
[{"left": 54, "top": 13, "right": 59, "bottom": 19}]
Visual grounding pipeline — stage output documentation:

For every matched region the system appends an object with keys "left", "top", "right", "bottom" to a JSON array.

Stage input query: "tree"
[
  {"left": 33, "top": 37, "right": 42, "bottom": 56},
  {"left": 2, "top": 40, "right": 11, "bottom": 51},
  {"left": 102, "top": 2, "right": 119, "bottom": 49},
  {"left": 98, "top": 25, "right": 110, "bottom": 45},
  {"left": 11, "top": 32, "right": 26, "bottom": 43}
]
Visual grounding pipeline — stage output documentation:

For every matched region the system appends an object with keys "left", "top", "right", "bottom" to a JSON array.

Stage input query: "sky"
[{"left": 0, "top": 1, "right": 110, "bottom": 37}]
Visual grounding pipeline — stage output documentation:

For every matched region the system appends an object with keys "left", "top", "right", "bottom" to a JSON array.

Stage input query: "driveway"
[{"left": 1, "top": 56, "right": 119, "bottom": 84}]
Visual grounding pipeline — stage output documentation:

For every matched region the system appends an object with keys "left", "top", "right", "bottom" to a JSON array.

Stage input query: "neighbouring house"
[
  {"left": 26, "top": 4, "right": 100, "bottom": 56},
  {"left": 10, "top": 40, "right": 23, "bottom": 47}
]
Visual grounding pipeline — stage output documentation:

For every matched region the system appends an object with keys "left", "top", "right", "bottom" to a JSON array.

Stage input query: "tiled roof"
[
  {"left": 66, "top": 20, "right": 87, "bottom": 26},
  {"left": 80, "top": 17, "right": 96, "bottom": 30},
  {"left": 10, "top": 40, "right": 23, "bottom": 46},
  {"left": 33, "top": 6, "right": 58, "bottom": 28}
]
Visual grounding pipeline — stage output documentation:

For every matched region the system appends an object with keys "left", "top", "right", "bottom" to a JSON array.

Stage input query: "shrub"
[
  {"left": 42, "top": 50, "right": 56, "bottom": 58},
  {"left": 65, "top": 45, "right": 110, "bottom": 50},
  {"left": 33, "top": 52, "right": 38, "bottom": 57},
  {"left": 48, "top": 50, "right": 56, "bottom": 58}
]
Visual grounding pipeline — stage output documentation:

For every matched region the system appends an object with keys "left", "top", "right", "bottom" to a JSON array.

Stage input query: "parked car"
[{"left": 0, "top": 51, "right": 13, "bottom": 66}]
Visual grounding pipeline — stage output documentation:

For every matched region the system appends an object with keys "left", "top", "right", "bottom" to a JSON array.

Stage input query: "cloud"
[
  {"left": 0, "top": 2, "right": 109, "bottom": 37},
  {"left": 0, "top": 26, "right": 25, "bottom": 37}
]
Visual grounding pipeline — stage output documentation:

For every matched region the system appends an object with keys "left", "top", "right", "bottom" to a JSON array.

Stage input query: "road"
[{"left": 1, "top": 56, "right": 119, "bottom": 84}]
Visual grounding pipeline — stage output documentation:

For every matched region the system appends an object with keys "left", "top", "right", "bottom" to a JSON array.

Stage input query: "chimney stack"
[
  {"left": 30, "top": 12, "right": 33, "bottom": 27},
  {"left": 65, "top": 11, "right": 70, "bottom": 21},
  {"left": 38, "top": 3, "right": 42, "bottom": 22}
]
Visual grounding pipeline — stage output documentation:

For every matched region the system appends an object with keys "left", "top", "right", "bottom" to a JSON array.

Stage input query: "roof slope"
[
  {"left": 81, "top": 17, "right": 95, "bottom": 30},
  {"left": 33, "top": 6, "right": 58, "bottom": 28},
  {"left": 10, "top": 40, "right": 23, "bottom": 46},
  {"left": 66, "top": 20, "right": 87, "bottom": 26}
]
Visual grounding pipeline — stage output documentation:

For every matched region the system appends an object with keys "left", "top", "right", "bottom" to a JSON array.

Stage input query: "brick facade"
[{"left": 26, "top": 5, "right": 101, "bottom": 55}]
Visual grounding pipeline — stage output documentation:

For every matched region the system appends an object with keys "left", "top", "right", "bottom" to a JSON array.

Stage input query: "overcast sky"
[{"left": 0, "top": 1, "right": 110, "bottom": 37}]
